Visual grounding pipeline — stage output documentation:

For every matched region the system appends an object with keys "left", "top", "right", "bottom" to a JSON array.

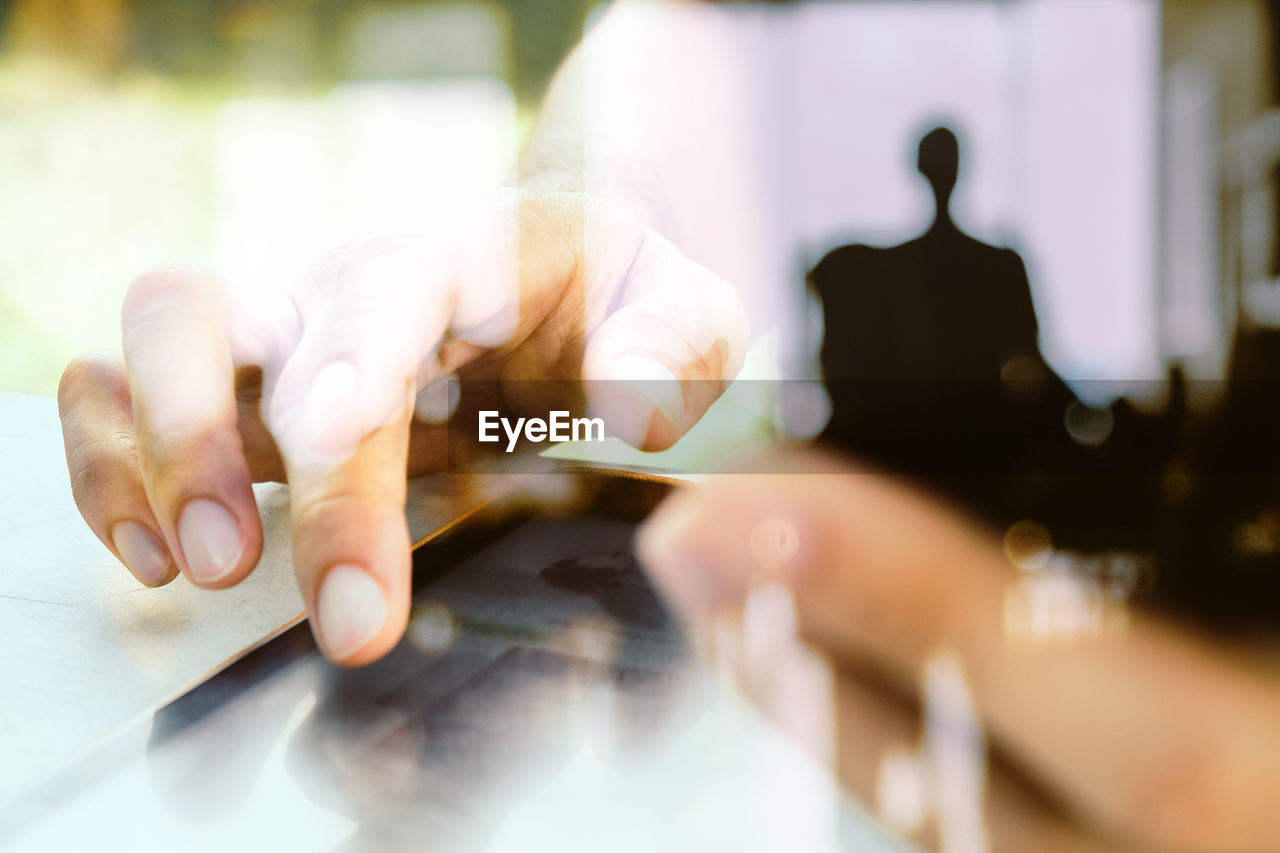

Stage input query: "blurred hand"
[
  {"left": 638, "top": 448, "right": 1280, "bottom": 853},
  {"left": 58, "top": 189, "right": 747, "bottom": 665}
]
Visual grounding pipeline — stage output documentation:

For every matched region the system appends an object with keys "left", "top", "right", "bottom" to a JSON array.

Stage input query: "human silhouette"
[
  {"left": 807, "top": 125, "right": 1280, "bottom": 636},
  {"left": 811, "top": 127, "right": 1041, "bottom": 384},
  {"left": 808, "top": 125, "right": 1177, "bottom": 542}
]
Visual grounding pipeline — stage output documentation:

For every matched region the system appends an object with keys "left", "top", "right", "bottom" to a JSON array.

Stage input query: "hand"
[
  {"left": 58, "top": 189, "right": 748, "bottom": 665},
  {"left": 637, "top": 448, "right": 1280, "bottom": 853}
]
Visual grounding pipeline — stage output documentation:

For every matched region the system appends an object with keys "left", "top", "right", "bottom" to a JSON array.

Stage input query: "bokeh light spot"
[{"left": 749, "top": 516, "right": 801, "bottom": 571}]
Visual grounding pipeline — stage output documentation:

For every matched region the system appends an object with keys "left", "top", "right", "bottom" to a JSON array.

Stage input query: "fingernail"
[
  {"left": 316, "top": 564, "right": 387, "bottom": 661},
  {"left": 111, "top": 520, "right": 171, "bottom": 586},
  {"left": 613, "top": 354, "right": 686, "bottom": 428},
  {"left": 177, "top": 499, "right": 245, "bottom": 584}
]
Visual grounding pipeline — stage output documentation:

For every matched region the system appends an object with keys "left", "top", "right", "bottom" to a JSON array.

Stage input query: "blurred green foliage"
[
  {"left": 0, "top": 0, "right": 593, "bottom": 394},
  {"left": 41, "top": 0, "right": 596, "bottom": 98}
]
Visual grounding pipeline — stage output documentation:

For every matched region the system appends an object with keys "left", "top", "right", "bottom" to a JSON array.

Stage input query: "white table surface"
[
  {"left": 0, "top": 390, "right": 909, "bottom": 853},
  {"left": 0, "top": 390, "right": 504, "bottom": 808}
]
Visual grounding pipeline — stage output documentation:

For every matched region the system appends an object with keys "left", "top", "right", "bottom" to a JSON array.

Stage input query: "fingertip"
[
  {"left": 612, "top": 354, "right": 686, "bottom": 425},
  {"left": 585, "top": 353, "right": 690, "bottom": 450},
  {"left": 637, "top": 409, "right": 684, "bottom": 452},
  {"left": 312, "top": 564, "right": 407, "bottom": 666},
  {"left": 285, "top": 412, "right": 414, "bottom": 667},
  {"left": 636, "top": 489, "right": 736, "bottom": 619},
  {"left": 636, "top": 488, "right": 702, "bottom": 568},
  {"left": 110, "top": 520, "right": 175, "bottom": 588},
  {"left": 174, "top": 497, "right": 263, "bottom": 589},
  {"left": 152, "top": 564, "right": 183, "bottom": 587},
  {"left": 638, "top": 476, "right": 824, "bottom": 624}
]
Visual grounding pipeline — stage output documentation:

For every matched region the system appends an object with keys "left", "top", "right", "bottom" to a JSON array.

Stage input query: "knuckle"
[
  {"left": 68, "top": 453, "right": 111, "bottom": 507},
  {"left": 290, "top": 487, "right": 394, "bottom": 563},
  {"left": 293, "top": 489, "right": 362, "bottom": 533},
  {"left": 66, "top": 435, "right": 132, "bottom": 510},
  {"left": 58, "top": 351, "right": 125, "bottom": 416},
  {"left": 289, "top": 481, "right": 408, "bottom": 583},
  {"left": 302, "top": 245, "right": 356, "bottom": 293},
  {"left": 143, "top": 419, "right": 239, "bottom": 473}
]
